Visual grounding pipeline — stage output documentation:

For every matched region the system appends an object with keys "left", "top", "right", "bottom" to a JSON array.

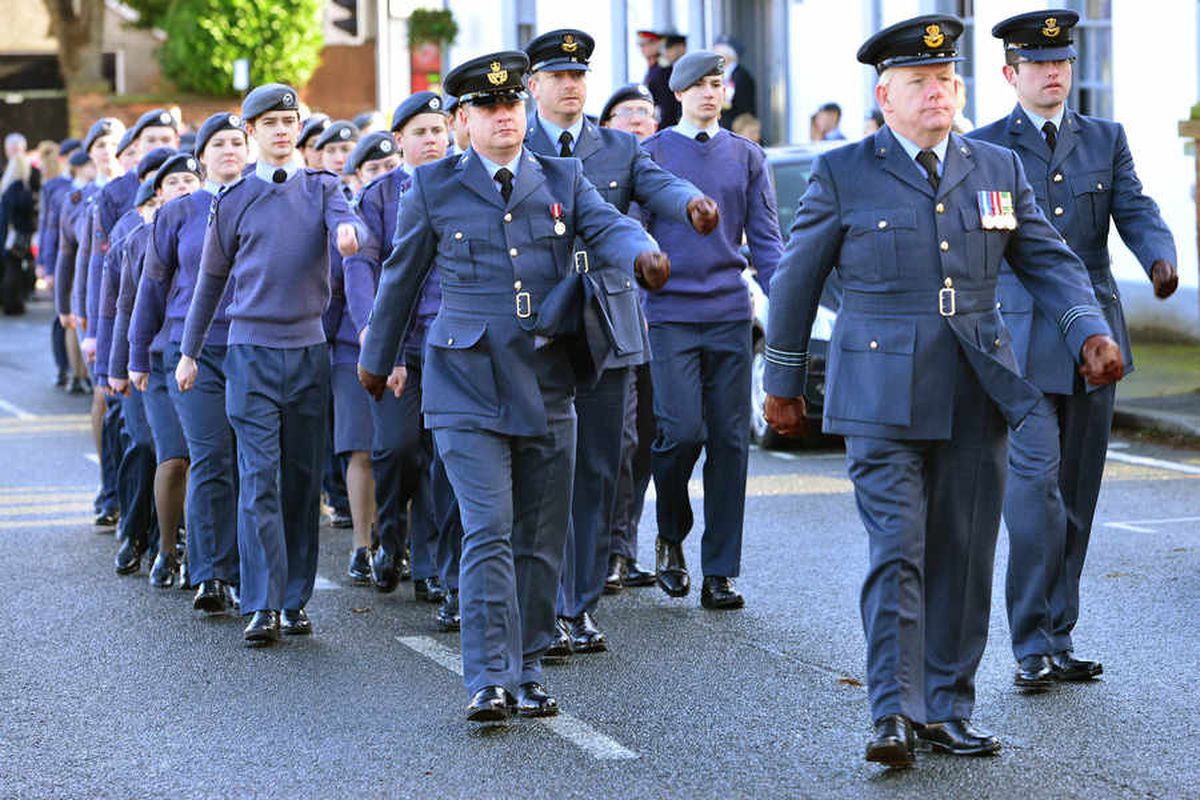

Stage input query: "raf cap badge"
[
  {"left": 429, "top": 97, "right": 441, "bottom": 110},
  {"left": 1042, "top": 17, "right": 1061, "bottom": 38},
  {"left": 923, "top": 24, "right": 944, "bottom": 48},
  {"left": 562, "top": 34, "right": 578, "bottom": 53},
  {"left": 379, "top": 139, "right": 393, "bottom": 152},
  {"left": 487, "top": 61, "right": 508, "bottom": 86}
]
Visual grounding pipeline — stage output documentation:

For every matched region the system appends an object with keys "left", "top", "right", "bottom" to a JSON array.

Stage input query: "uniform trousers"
[
  {"left": 1003, "top": 382, "right": 1116, "bottom": 659},
  {"left": 51, "top": 317, "right": 68, "bottom": 376},
  {"left": 98, "top": 394, "right": 122, "bottom": 515},
  {"left": 118, "top": 387, "right": 158, "bottom": 549},
  {"left": 611, "top": 362, "right": 655, "bottom": 561},
  {"left": 225, "top": 343, "right": 328, "bottom": 614},
  {"left": 143, "top": 351, "right": 188, "bottom": 463}
]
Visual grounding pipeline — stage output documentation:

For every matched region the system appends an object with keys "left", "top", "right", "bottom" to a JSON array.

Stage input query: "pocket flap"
[
  {"left": 1071, "top": 173, "right": 1110, "bottom": 195},
  {"left": 838, "top": 318, "right": 916, "bottom": 354},
  {"left": 599, "top": 270, "right": 636, "bottom": 294},
  {"left": 429, "top": 318, "right": 487, "bottom": 349},
  {"left": 846, "top": 207, "right": 917, "bottom": 235}
]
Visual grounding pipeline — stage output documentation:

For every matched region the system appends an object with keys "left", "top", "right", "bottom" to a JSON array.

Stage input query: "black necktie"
[
  {"left": 272, "top": 168, "right": 287, "bottom": 184},
  {"left": 495, "top": 167, "right": 514, "bottom": 203},
  {"left": 1042, "top": 120, "right": 1058, "bottom": 152},
  {"left": 916, "top": 149, "right": 940, "bottom": 192},
  {"left": 696, "top": 132, "right": 710, "bottom": 143},
  {"left": 558, "top": 130, "right": 573, "bottom": 157}
]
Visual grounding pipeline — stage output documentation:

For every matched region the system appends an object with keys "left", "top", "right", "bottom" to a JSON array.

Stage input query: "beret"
[
  {"left": 241, "top": 83, "right": 300, "bottom": 121},
  {"left": 600, "top": 83, "right": 654, "bottom": 123},
  {"left": 391, "top": 92, "right": 446, "bottom": 132},
  {"left": 152, "top": 152, "right": 203, "bottom": 191},
  {"left": 194, "top": 112, "right": 247, "bottom": 157},
  {"left": 346, "top": 131, "right": 398, "bottom": 173},
  {"left": 314, "top": 120, "right": 359, "bottom": 151},
  {"left": 136, "top": 147, "right": 176, "bottom": 180},
  {"left": 668, "top": 50, "right": 725, "bottom": 92}
]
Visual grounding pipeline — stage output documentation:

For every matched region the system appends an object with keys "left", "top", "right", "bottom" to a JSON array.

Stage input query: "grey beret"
[{"left": 668, "top": 50, "right": 726, "bottom": 92}]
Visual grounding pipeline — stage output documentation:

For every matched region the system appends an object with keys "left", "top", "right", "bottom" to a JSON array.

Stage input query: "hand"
[
  {"left": 1151, "top": 259, "right": 1178, "bottom": 299},
  {"left": 764, "top": 394, "right": 808, "bottom": 438},
  {"left": 358, "top": 363, "right": 387, "bottom": 401},
  {"left": 634, "top": 251, "right": 671, "bottom": 291},
  {"left": 59, "top": 313, "right": 74, "bottom": 329},
  {"left": 387, "top": 365, "right": 408, "bottom": 398},
  {"left": 108, "top": 376, "right": 130, "bottom": 396},
  {"left": 81, "top": 337, "right": 96, "bottom": 363},
  {"left": 175, "top": 355, "right": 198, "bottom": 392},
  {"left": 337, "top": 223, "right": 360, "bottom": 257},
  {"left": 98, "top": 379, "right": 114, "bottom": 397},
  {"left": 359, "top": 326, "right": 369, "bottom": 346},
  {"left": 687, "top": 196, "right": 720, "bottom": 235},
  {"left": 129, "top": 371, "right": 149, "bottom": 392},
  {"left": 1079, "top": 334, "right": 1124, "bottom": 386}
]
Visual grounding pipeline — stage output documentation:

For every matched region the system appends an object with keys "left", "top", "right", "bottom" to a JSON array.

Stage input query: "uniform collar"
[
  {"left": 673, "top": 118, "right": 722, "bottom": 140},
  {"left": 1019, "top": 103, "right": 1066, "bottom": 133},
  {"left": 889, "top": 128, "right": 949, "bottom": 175},
  {"left": 536, "top": 114, "right": 585, "bottom": 152},
  {"left": 201, "top": 180, "right": 221, "bottom": 195},
  {"left": 475, "top": 148, "right": 523, "bottom": 182},
  {"left": 254, "top": 160, "right": 298, "bottom": 184}
]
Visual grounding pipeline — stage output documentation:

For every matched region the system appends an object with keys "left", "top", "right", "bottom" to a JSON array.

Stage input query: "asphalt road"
[{"left": 2, "top": 296, "right": 1198, "bottom": 799}]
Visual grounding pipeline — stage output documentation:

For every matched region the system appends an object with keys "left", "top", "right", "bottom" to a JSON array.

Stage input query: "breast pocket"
[
  {"left": 437, "top": 224, "right": 486, "bottom": 282},
  {"left": 586, "top": 270, "right": 644, "bottom": 357},
  {"left": 959, "top": 208, "right": 1008, "bottom": 279},
  {"left": 421, "top": 318, "right": 499, "bottom": 417},
  {"left": 527, "top": 215, "right": 573, "bottom": 281},
  {"left": 825, "top": 317, "right": 916, "bottom": 427},
  {"left": 844, "top": 208, "right": 917, "bottom": 282},
  {"left": 1071, "top": 171, "right": 1112, "bottom": 230},
  {"left": 596, "top": 174, "right": 629, "bottom": 210}
]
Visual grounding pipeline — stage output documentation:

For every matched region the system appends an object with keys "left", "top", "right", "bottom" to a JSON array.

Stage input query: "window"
[
  {"left": 935, "top": 0, "right": 975, "bottom": 121},
  {"left": 1067, "top": 0, "right": 1113, "bottom": 118}
]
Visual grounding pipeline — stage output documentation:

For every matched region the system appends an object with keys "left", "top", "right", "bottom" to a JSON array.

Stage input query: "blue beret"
[
  {"left": 68, "top": 150, "right": 91, "bottom": 168},
  {"left": 668, "top": 50, "right": 726, "bottom": 92},
  {"left": 83, "top": 118, "right": 124, "bottom": 154},
  {"left": 129, "top": 108, "right": 178, "bottom": 143},
  {"left": 444, "top": 51, "right": 529, "bottom": 106},
  {"left": 153, "top": 152, "right": 202, "bottom": 191},
  {"left": 346, "top": 131, "right": 398, "bottom": 173},
  {"left": 135, "top": 177, "right": 157, "bottom": 208},
  {"left": 115, "top": 128, "right": 137, "bottom": 157},
  {"left": 194, "top": 112, "right": 247, "bottom": 157},
  {"left": 59, "top": 138, "right": 81, "bottom": 156},
  {"left": 314, "top": 120, "right": 359, "bottom": 151},
  {"left": 241, "top": 83, "right": 300, "bottom": 121},
  {"left": 857, "top": 14, "right": 965, "bottom": 72},
  {"left": 178, "top": 132, "right": 196, "bottom": 154},
  {"left": 525, "top": 29, "right": 593, "bottom": 73},
  {"left": 992, "top": 10, "right": 1078, "bottom": 62},
  {"left": 600, "top": 83, "right": 654, "bottom": 123},
  {"left": 390, "top": 92, "right": 445, "bottom": 133},
  {"left": 297, "top": 114, "right": 330, "bottom": 148},
  {"left": 136, "top": 147, "right": 176, "bottom": 180}
]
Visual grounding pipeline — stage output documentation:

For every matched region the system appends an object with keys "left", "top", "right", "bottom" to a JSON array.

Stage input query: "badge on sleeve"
[
  {"left": 550, "top": 202, "right": 565, "bottom": 236},
  {"left": 977, "top": 190, "right": 1016, "bottom": 230}
]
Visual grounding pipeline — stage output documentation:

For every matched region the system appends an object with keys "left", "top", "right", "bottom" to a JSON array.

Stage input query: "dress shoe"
[
  {"left": 370, "top": 548, "right": 400, "bottom": 593},
  {"left": 623, "top": 559, "right": 656, "bottom": 587},
  {"left": 544, "top": 617, "right": 573, "bottom": 662},
  {"left": 193, "top": 580, "right": 229, "bottom": 614},
  {"left": 1051, "top": 650, "right": 1103, "bottom": 681},
  {"left": 329, "top": 508, "right": 353, "bottom": 529},
  {"left": 244, "top": 610, "right": 281, "bottom": 645},
  {"left": 466, "top": 686, "right": 514, "bottom": 722},
  {"left": 93, "top": 510, "right": 119, "bottom": 528},
  {"left": 567, "top": 612, "right": 608, "bottom": 654},
  {"left": 68, "top": 376, "right": 88, "bottom": 395},
  {"left": 915, "top": 719, "right": 1001, "bottom": 756},
  {"left": 865, "top": 714, "right": 915, "bottom": 768},
  {"left": 517, "top": 682, "right": 559, "bottom": 717},
  {"left": 281, "top": 608, "right": 312, "bottom": 636},
  {"left": 398, "top": 546, "right": 412, "bottom": 581},
  {"left": 655, "top": 537, "right": 690, "bottom": 597},
  {"left": 347, "top": 546, "right": 372, "bottom": 585},
  {"left": 226, "top": 582, "right": 241, "bottom": 611},
  {"left": 55, "top": 371, "right": 68, "bottom": 388},
  {"left": 436, "top": 591, "right": 460, "bottom": 632},
  {"left": 148, "top": 552, "right": 179, "bottom": 588},
  {"left": 114, "top": 537, "right": 146, "bottom": 575},
  {"left": 414, "top": 576, "right": 447, "bottom": 604},
  {"left": 604, "top": 555, "right": 625, "bottom": 595},
  {"left": 1014, "top": 654, "right": 1056, "bottom": 689},
  {"left": 700, "top": 576, "right": 744, "bottom": 610}
]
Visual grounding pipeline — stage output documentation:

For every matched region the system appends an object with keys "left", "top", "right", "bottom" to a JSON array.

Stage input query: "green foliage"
[
  {"left": 408, "top": 8, "right": 458, "bottom": 46},
  {"left": 159, "top": 0, "right": 325, "bottom": 96},
  {"left": 122, "top": 0, "right": 172, "bottom": 29}
]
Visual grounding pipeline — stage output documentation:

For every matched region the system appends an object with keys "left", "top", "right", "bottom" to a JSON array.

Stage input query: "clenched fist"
[
  {"left": 687, "top": 196, "right": 720, "bottom": 236},
  {"left": 1079, "top": 334, "right": 1124, "bottom": 386},
  {"left": 337, "top": 223, "right": 360, "bottom": 257},
  {"left": 358, "top": 363, "right": 387, "bottom": 401},
  {"left": 764, "top": 394, "right": 808, "bottom": 438},
  {"left": 634, "top": 251, "right": 671, "bottom": 291},
  {"left": 1151, "top": 260, "right": 1178, "bottom": 299}
]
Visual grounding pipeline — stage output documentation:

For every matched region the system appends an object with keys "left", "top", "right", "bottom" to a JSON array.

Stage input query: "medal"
[
  {"left": 551, "top": 202, "right": 566, "bottom": 236},
  {"left": 977, "top": 190, "right": 1017, "bottom": 230}
]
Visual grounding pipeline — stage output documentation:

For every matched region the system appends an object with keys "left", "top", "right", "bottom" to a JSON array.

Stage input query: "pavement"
[
  {"left": 2, "top": 295, "right": 1199, "bottom": 799},
  {"left": 1113, "top": 340, "right": 1200, "bottom": 443}
]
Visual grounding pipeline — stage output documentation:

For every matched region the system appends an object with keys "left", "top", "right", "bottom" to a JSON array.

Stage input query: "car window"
[{"left": 768, "top": 158, "right": 814, "bottom": 231}]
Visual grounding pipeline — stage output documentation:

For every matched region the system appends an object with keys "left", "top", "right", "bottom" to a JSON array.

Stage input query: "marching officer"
[
  {"left": 967, "top": 10, "right": 1178, "bottom": 688},
  {"left": 522, "top": 28, "right": 716, "bottom": 654},
  {"left": 763, "top": 15, "right": 1124, "bottom": 767},
  {"left": 357, "top": 51, "right": 665, "bottom": 721}
]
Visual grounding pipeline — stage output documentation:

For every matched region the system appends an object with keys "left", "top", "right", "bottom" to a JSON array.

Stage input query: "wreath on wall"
[{"left": 408, "top": 9, "right": 458, "bottom": 46}]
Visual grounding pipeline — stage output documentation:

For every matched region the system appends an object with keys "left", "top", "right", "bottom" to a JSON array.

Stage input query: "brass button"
[
  {"left": 1054, "top": 207, "right": 1064, "bottom": 216},
  {"left": 625, "top": 279, "right": 631, "bottom": 288},
  {"left": 996, "top": 301, "right": 1002, "bottom": 309},
  {"left": 869, "top": 340, "right": 879, "bottom": 350},
  {"left": 509, "top": 248, "right": 518, "bottom": 257},
  {"left": 1053, "top": 173, "right": 1063, "bottom": 183},
  {"left": 877, "top": 220, "right": 888, "bottom": 229},
  {"left": 944, "top": 277, "right": 953, "bottom": 288},
  {"left": 1097, "top": 182, "right": 1104, "bottom": 190},
  {"left": 994, "top": 337, "right": 1002, "bottom": 347},
  {"left": 447, "top": 337, "right": 454, "bottom": 345},
  {"left": 1112, "top": 292, "right": 1118, "bottom": 300},
  {"left": 454, "top": 231, "right": 463, "bottom": 240},
  {"left": 936, "top": 203, "right": 945, "bottom": 214},
  {"left": 513, "top": 280, "right": 522, "bottom": 290},
  {"left": 940, "top": 241, "right": 949, "bottom": 252},
  {"left": 503, "top": 213, "right": 512, "bottom": 223},
  {"left": 609, "top": 180, "right": 618, "bottom": 188}
]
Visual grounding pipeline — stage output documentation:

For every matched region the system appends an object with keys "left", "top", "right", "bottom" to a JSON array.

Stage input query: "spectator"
[
  {"left": 714, "top": 37, "right": 757, "bottom": 130},
  {"left": 952, "top": 74, "right": 974, "bottom": 133},
  {"left": 863, "top": 109, "right": 884, "bottom": 135},
  {"left": 638, "top": 28, "right": 686, "bottom": 128},
  {"left": 0, "top": 143, "right": 37, "bottom": 314},
  {"left": 814, "top": 102, "right": 845, "bottom": 141},
  {"left": 731, "top": 112, "right": 762, "bottom": 144}
]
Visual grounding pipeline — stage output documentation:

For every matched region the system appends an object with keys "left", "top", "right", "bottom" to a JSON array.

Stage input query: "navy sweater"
[{"left": 109, "top": 223, "right": 160, "bottom": 380}]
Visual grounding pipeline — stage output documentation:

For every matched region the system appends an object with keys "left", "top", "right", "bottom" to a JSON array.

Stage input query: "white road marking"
[
  {"left": 396, "top": 634, "right": 639, "bottom": 761},
  {"left": 0, "top": 398, "right": 35, "bottom": 419},
  {"left": 84, "top": 453, "right": 99, "bottom": 465},
  {"left": 1105, "top": 450, "right": 1200, "bottom": 476},
  {"left": 1104, "top": 516, "right": 1200, "bottom": 534}
]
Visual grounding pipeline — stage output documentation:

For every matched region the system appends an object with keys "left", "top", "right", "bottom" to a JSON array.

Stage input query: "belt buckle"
[
  {"left": 515, "top": 290, "right": 533, "bottom": 319},
  {"left": 574, "top": 250, "right": 589, "bottom": 274},
  {"left": 938, "top": 287, "right": 956, "bottom": 317}
]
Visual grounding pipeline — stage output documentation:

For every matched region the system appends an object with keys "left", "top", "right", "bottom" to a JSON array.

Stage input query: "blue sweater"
[
  {"left": 37, "top": 175, "right": 71, "bottom": 273},
  {"left": 639, "top": 128, "right": 783, "bottom": 323},
  {"left": 53, "top": 184, "right": 97, "bottom": 316},
  {"left": 109, "top": 224, "right": 160, "bottom": 380},
  {"left": 181, "top": 168, "right": 369, "bottom": 357},
  {"left": 93, "top": 207, "right": 143, "bottom": 382}
]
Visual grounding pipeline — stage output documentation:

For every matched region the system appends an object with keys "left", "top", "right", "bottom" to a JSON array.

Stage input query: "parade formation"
[{"left": 23, "top": 10, "right": 1182, "bottom": 771}]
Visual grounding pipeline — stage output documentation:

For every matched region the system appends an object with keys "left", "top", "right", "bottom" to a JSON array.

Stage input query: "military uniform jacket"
[
  {"left": 764, "top": 127, "right": 1112, "bottom": 441},
  {"left": 52, "top": 184, "right": 97, "bottom": 316},
  {"left": 359, "top": 148, "right": 656, "bottom": 437},
  {"left": 968, "top": 106, "right": 1176, "bottom": 394}
]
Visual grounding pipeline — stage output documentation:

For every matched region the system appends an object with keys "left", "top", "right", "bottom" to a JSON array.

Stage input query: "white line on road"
[
  {"left": 0, "top": 398, "right": 35, "bottom": 419},
  {"left": 395, "top": 634, "right": 639, "bottom": 761},
  {"left": 1104, "top": 516, "right": 1200, "bottom": 534},
  {"left": 84, "top": 453, "right": 99, "bottom": 465},
  {"left": 1105, "top": 450, "right": 1200, "bottom": 476}
]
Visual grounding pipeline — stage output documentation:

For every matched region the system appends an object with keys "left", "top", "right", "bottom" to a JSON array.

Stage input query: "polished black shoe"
[
  {"left": 414, "top": 576, "right": 447, "bottom": 604},
  {"left": 244, "top": 610, "right": 280, "bottom": 646},
  {"left": 567, "top": 612, "right": 608, "bottom": 654},
  {"left": 700, "top": 576, "right": 744, "bottom": 610},
  {"left": 604, "top": 555, "right": 625, "bottom": 594},
  {"left": 348, "top": 546, "right": 372, "bottom": 585},
  {"left": 281, "top": 608, "right": 312, "bottom": 636},
  {"left": 55, "top": 371, "right": 68, "bottom": 388},
  {"left": 93, "top": 510, "right": 119, "bottom": 528},
  {"left": 1014, "top": 654, "right": 1056, "bottom": 690},
  {"left": 544, "top": 617, "right": 574, "bottom": 662},
  {"left": 915, "top": 720, "right": 1001, "bottom": 756},
  {"left": 436, "top": 591, "right": 460, "bottom": 632},
  {"left": 466, "top": 686, "right": 514, "bottom": 722},
  {"left": 68, "top": 376, "right": 88, "bottom": 395},
  {"left": 865, "top": 714, "right": 915, "bottom": 768},
  {"left": 329, "top": 508, "right": 353, "bottom": 529},
  {"left": 193, "top": 580, "right": 229, "bottom": 614},
  {"left": 517, "top": 682, "right": 559, "bottom": 718},
  {"left": 655, "top": 537, "right": 690, "bottom": 597},
  {"left": 148, "top": 552, "right": 179, "bottom": 588},
  {"left": 114, "top": 537, "right": 146, "bottom": 575},
  {"left": 1050, "top": 650, "right": 1103, "bottom": 681},
  {"left": 370, "top": 547, "right": 400, "bottom": 593},
  {"left": 623, "top": 559, "right": 656, "bottom": 587}
]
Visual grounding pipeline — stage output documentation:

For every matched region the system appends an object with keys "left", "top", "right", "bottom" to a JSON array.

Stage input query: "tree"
[
  {"left": 122, "top": 0, "right": 172, "bottom": 30},
  {"left": 40, "top": 0, "right": 107, "bottom": 92},
  {"left": 159, "top": 0, "right": 325, "bottom": 96}
]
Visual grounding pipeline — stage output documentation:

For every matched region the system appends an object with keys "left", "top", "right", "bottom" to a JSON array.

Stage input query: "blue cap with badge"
[
  {"left": 601, "top": 83, "right": 654, "bottom": 124},
  {"left": 346, "top": 131, "right": 398, "bottom": 174},
  {"left": 314, "top": 120, "right": 359, "bottom": 151},
  {"left": 153, "top": 152, "right": 203, "bottom": 191},
  {"left": 992, "top": 10, "right": 1078, "bottom": 63},
  {"left": 525, "top": 29, "right": 594, "bottom": 73},
  {"left": 194, "top": 112, "right": 247, "bottom": 157},
  {"left": 390, "top": 92, "right": 445, "bottom": 133},
  {"left": 668, "top": 50, "right": 725, "bottom": 92},
  {"left": 857, "top": 14, "right": 965, "bottom": 73},
  {"left": 241, "top": 83, "right": 300, "bottom": 122},
  {"left": 82, "top": 118, "right": 125, "bottom": 154},
  {"left": 129, "top": 108, "right": 178, "bottom": 143},
  {"left": 297, "top": 114, "right": 331, "bottom": 149},
  {"left": 136, "top": 147, "right": 176, "bottom": 180},
  {"left": 443, "top": 51, "right": 529, "bottom": 106}
]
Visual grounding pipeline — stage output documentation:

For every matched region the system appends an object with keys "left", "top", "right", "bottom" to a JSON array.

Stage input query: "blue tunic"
[
  {"left": 109, "top": 223, "right": 162, "bottom": 380},
  {"left": 93, "top": 208, "right": 144, "bottom": 382},
  {"left": 37, "top": 174, "right": 71, "bottom": 275}
]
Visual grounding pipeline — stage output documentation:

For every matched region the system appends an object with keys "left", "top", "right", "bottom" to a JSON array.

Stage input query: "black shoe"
[
  {"left": 700, "top": 576, "right": 744, "bottom": 610},
  {"left": 436, "top": 591, "right": 461, "bottom": 632},
  {"left": 114, "top": 537, "right": 146, "bottom": 575},
  {"left": 281, "top": 608, "right": 312, "bottom": 636},
  {"left": 329, "top": 509, "right": 353, "bottom": 529},
  {"left": 604, "top": 555, "right": 625, "bottom": 594},
  {"left": 68, "top": 377, "right": 88, "bottom": 395},
  {"left": 466, "top": 686, "right": 514, "bottom": 722},
  {"left": 623, "top": 559, "right": 656, "bottom": 588},
  {"left": 1014, "top": 654, "right": 1056, "bottom": 689},
  {"left": 398, "top": 546, "right": 412, "bottom": 581},
  {"left": 178, "top": 558, "right": 191, "bottom": 591},
  {"left": 55, "top": 371, "right": 68, "bottom": 388},
  {"left": 544, "top": 617, "right": 574, "bottom": 662},
  {"left": 865, "top": 714, "right": 915, "bottom": 768},
  {"left": 348, "top": 546, "right": 372, "bottom": 585},
  {"left": 517, "top": 682, "right": 559, "bottom": 718},
  {"left": 94, "top": 510, "right": 119, "bottom": 528},
  {"left": 1050, "top": 650, "right": 1103, "bottom": 681},
  {"left": 148, "top": 552, "right": 179, "bottom": 588},
  {"left": 226, "top": 583, "right": 241, "bottom": 611},
  {"left": 193, "top": 580, "right": 229, "bottom": 614},
  {"left": 415, "top": 576, "right": 447, "bottom": 604},
  {"left": 915, "top": 720, "right": 1001, "bottom": 756},
  {"left": 655, "top": 537, "right": 690, "bottom": 597},
  {"left": 370, "top": 548, "right": 400, "bottom": 593},
  {"left": 244, "top": 610, "right": 280, "bottom": 645},
  {"left": 567, "top": 612, "right": 608, "bottom": 654}
]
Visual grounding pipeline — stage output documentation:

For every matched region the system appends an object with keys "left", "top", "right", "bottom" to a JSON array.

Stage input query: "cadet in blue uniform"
[
  {"left": 763, "top": 15, "right": 1125, "bottom": 767},
  {"left": 523, "top": 29, "right": 716, "bottom": 654},
  {"left": 176, "top": 83, "right": 368, "bottom": 645},
  {"left": 133, "top": 112, "right": 248, "bottom": 614},
  {"left": 297, "top": 113, "right": 331, "bottom": 169},
  {"left": 38, "top": 139, "right": 81, "bottom": 388},
  {"left": 968, "top": 11, "right": 1178, "bottom": 688},
  {"left": 358, "top": 51, "right": 666, "bottom": 721},
  {"left": 52, "top": 147, "right": 94, "bottom": 395},
  {"left": 640, "top": 50, "right": 782, "bottom": 611}
]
